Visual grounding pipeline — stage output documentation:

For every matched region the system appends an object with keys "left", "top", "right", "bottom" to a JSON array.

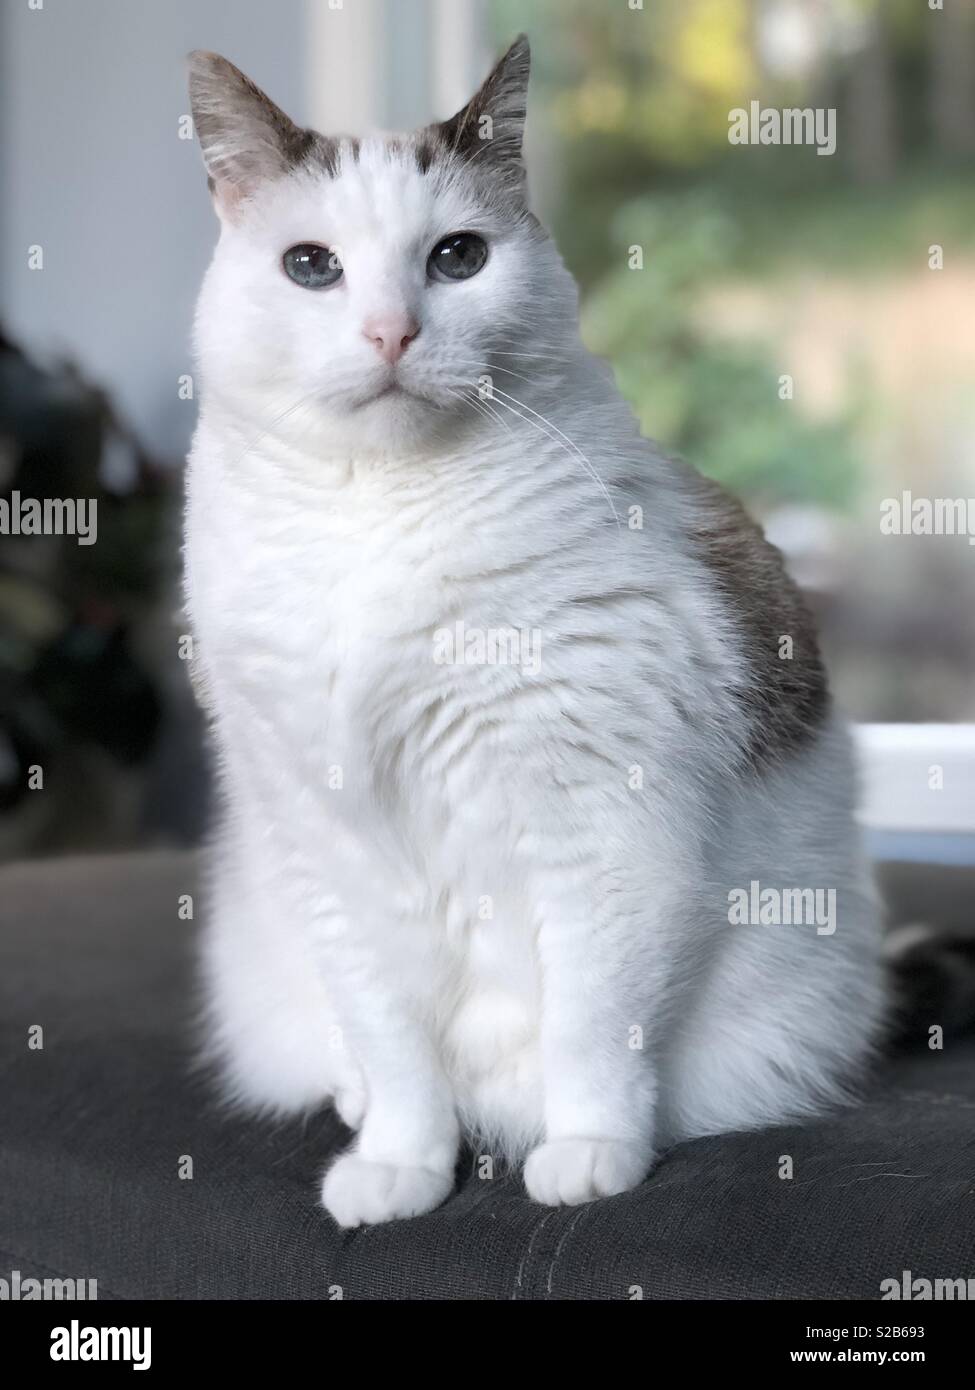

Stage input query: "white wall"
[
  {"left": 305, "top": 0, "right": 490, "bottom": 141},
  {"left": 0, "top": 0, "right": 321, "bottom": 460}
]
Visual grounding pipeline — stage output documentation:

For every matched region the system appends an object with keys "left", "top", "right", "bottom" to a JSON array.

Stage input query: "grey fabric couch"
[{"left": 1, "top": 851, "right": 973, "bottom": 1300}]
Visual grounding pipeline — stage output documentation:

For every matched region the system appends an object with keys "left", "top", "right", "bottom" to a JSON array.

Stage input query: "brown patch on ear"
[
  {"left": 188, "top": 50, "right": 315, "bottom": 207},
  {"left": 687, "top": 471, "right": 829, "bottom": 768},
  {"left": 307, "top": 133, "right": 343, "bottom": 178},
  {"left": 431, "top": 34, "right": 530, "bottom": 192},
  {"left": 413, "top": 135, "right": 439, "bottom": 174}
]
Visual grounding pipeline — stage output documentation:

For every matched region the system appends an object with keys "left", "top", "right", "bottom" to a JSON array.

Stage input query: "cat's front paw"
[
  {"left": 524, "top": 1138, "right": 652, "bottom": 1207},
  {"left": 321, "top": 1154, "right": 453, "bottom": 1227}
]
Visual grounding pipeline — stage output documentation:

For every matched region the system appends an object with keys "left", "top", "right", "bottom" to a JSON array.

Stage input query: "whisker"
[
  {"left": 224, "top": 387, "right": 323, "bottom": 473},
  {"left": 484, "top": 349, "right": 573, "bottom": 360},
  {"left": 453, "top": 358, "right": 540, "bottom": 389},
  {"left": 480, "top": 386, "right": 621, "bottom": 530},
  {"left": 447, "top": 385, "right": 512, "bottom": 435}
]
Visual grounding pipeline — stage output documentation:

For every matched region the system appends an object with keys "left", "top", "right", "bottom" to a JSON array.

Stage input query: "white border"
[{"left": 855, "top": 723, "right": 975, "bottom": 833}]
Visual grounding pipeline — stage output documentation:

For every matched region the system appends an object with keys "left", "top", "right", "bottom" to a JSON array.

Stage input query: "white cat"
[{"left": 184, "top": 38, "right": 884, "bottom": 1228}]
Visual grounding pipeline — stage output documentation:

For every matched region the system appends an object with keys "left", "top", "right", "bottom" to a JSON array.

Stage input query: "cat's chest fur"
[
  {"left": 189, "top": 448, "right": 549, "bottom": 1133},
  {"left": 188, "top": 450, "right": 514, "bottom": 814}
]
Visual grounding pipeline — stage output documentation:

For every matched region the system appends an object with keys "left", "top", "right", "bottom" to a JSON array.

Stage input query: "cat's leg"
[
  {"left": 523, "top": 862, "right": 670, "bottom": 1207},
  {"left": 300, "top": 887, "right": 459, "bottom": 1228},
  {"left": 210, "top": 824, "right": 457, "bottom": 1223},
  {"left": 316, "top": 924, "right": 459, "bottom": 1226},
  {"left": 201, "top": 825, "right": 367, "bottom": 1124},
  {"left": 213, "top": 743, "right": 459, "bottom": 1226}
]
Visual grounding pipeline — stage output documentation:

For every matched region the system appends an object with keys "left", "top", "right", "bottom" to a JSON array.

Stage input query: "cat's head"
[{"left": 188, "top": 37, "right": 575, "bottom": 456}]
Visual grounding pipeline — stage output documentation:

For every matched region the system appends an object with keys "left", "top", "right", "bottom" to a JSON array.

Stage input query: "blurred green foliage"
[
  {"left": 581, "top": 190, "right": 861, "bottom": 509},
  {"left": 492, "top": 0, "right": 975, "bottom": 512}
]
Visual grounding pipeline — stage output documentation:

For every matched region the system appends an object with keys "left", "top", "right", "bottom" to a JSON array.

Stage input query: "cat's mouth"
[{"left": 352, "top": 378, "right": 433, "bottom": 411}]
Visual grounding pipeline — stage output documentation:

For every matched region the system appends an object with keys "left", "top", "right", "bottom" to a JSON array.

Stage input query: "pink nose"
[{"left": 362, "top": 313, "right": 420, "bottom": 365}]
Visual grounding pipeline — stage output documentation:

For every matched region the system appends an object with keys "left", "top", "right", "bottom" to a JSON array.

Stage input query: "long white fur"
[{"left": 185, "top": 69, "right": 884, "bottom": 1227}]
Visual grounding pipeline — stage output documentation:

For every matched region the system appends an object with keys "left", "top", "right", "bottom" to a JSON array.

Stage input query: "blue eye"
[
  {"left": 427, "top": 232, "right": 488, "bottom": 282},
  {"left": 282, "top": 243, "right": 343, "bottom": 289}
]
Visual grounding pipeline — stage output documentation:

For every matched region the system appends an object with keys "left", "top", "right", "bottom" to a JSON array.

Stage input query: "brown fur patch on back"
[{"left": 686, "top": 469, "right": 829, "bottom": 768}]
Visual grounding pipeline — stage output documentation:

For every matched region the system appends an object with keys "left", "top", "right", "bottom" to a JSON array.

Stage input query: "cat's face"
[{"left": 190, "top": 38, "right": 573, "bottom": 456}]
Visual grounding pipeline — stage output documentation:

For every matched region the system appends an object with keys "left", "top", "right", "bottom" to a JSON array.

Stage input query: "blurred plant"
[
  {"left": 0, "top": 328, "right": 170, "bottom": 853},
  {"left": 580, "top": 192, "right": 862, "bottom": 510},
  {"left": 491, "top": 0, "right": 975, "bottom": 512}
]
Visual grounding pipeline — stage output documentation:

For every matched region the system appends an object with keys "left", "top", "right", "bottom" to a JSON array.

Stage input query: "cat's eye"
[
  {"left": 282, "top": 243, "right": 343, "bottom": 290},
  {"left": 427, "top": 232, "right": 488, "bottom": 282}
]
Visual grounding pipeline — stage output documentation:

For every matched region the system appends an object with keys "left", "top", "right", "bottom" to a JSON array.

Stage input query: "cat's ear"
[
  {"left": 435, "top": 35, "right": 530, "bottom": 193},
  {"left": 188, "top": 51, "right": 311, "bottom": 217}
]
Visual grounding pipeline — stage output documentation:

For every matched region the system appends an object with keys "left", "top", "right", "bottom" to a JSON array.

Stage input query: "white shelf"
[{"left": 855, "top": 723, "right": 975, "bottom": 834}]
